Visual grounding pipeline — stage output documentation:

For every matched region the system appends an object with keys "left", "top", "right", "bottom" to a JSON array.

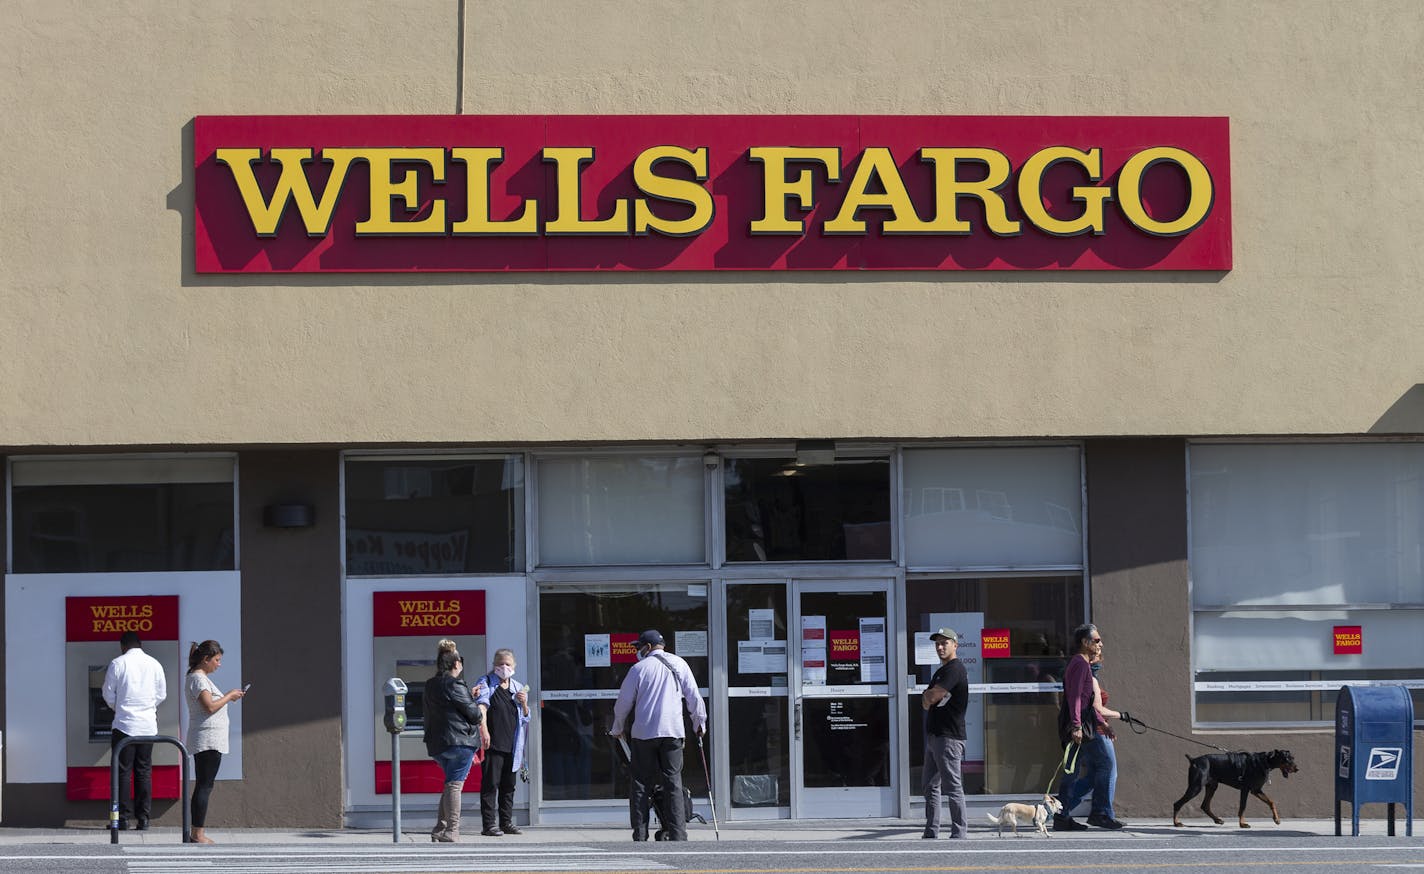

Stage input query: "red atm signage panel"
[
  {"left": 65, "top": 596, "right": 179, "bottom": 642},
  {"left": 372, "top": 590, "right": 486, "bottom": 637},
  {"left": 194, "top": 115, "right": 1231, "bottom": 273}
]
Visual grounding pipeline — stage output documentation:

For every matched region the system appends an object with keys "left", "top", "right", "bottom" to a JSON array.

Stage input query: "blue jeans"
[
  {"left": 433, "top": 746, "right": 477, "bottom": 783},
  {"left": 1058, "top": 735, "right": 1116, "bottom": 819}
]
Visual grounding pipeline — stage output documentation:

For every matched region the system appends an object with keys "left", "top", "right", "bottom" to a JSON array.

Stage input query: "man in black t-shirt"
[{"left": 921, "top": 627, "right": 969, "bottom": 839}]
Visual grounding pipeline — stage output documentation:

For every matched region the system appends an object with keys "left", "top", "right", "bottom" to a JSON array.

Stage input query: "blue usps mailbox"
[{"left": 1335, "top": 685, "right": 1413, "bottom": 836}]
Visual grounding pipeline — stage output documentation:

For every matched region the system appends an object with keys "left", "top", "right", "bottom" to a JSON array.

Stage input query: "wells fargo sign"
[
  {"left": 194, "top": 115, "right": 1230, "bottom": 272},
  {"left": 372, "top": 589, "right": 485, "bottom": 637},
  {"left": 65, "top": 595, "right": 180, "bottom": 641}
]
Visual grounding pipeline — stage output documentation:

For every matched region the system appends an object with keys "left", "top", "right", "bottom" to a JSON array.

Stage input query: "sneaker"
[
  {"left": 922, "top": 829, "right": 937, "bottom": 839},
  {"left": 1087, "top": 814, "right": 1125, "bottom": 830},
  {"left": 481, "top": 827, "right": 504, "bottom": 837},
  {"left": 1053, "top": 814, "right": 1089, "bottom": 832},
  {"left": 501, "top": 824, "right": 523, "bottom": 835}
]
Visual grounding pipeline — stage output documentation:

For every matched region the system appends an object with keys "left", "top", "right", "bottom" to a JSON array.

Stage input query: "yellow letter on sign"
[
  {"left": 352, "top": 148, "right": 448, "bottom": 235},
  {"left": 1117, "top": 147, "right": 1214, "bottom": 237},
  {"left": 749, "top": 147, "right": 841, "bottom": 234},
  {"left": 824, "top": 148, "right": 934, "bottom": 234},
  {"left": 543, "top": 147, "right": 631, "bottom": 235},
  {"left": 451, "top": 147, "right": 539, "bottom": 235},
  {"left": 216, "top": 147, "right": 359, "bottom": 237},
  {"left": 633, "top": 146, "right": 714, "bottom": 237},
  {"left": 1017, "top": 147, "right": 1112, "bottom": 237}
]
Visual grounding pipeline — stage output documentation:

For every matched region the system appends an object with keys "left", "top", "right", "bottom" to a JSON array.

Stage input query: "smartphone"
[{"left": 242, "top": 683, "right": 252, "bottom": 693}]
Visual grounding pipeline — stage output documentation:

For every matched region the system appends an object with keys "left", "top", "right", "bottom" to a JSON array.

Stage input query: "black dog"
[{"left": 1172, "top": 749, "right": 1298, "bottom": 828}]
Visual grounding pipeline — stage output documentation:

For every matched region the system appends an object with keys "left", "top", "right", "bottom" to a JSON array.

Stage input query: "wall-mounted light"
[
  {"left": 703, "top": 451, "right": 720, "bottom": 471},
  {"left": 794, "top": 439, "right": 835, "bottom": 467},
  {"left": 263, "top": 502, "right": 314, "bottom": 528}
]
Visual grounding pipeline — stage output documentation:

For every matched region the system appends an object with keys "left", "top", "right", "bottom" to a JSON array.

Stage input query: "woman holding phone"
[{"left": 184, "top": 639, "right": 245, "bottom": 844}]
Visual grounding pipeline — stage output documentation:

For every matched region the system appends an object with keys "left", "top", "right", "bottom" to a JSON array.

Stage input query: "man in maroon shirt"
[{"left": 1054, "top": 623, "right": 1123, "bottom": 830}]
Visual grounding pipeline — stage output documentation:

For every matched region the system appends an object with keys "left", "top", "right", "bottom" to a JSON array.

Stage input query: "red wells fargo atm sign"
[
  {"left": 66, "top": 596, "right": 179, "bottom": 642},
  {"left": 194, "top": 115, "right": 1230, "bottom": 273},
  {"left": 372, "top": 590, "right": 485, "bottom": 637}
]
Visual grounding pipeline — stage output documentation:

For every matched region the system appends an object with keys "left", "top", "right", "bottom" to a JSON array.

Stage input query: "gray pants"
[{"left": 923, "top": 735, "right": 967, "bottom": 838}]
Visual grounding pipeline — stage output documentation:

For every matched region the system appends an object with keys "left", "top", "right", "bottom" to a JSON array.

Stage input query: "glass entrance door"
[{"left": 792, "top": 580, "right": 896, "bottom": 818}]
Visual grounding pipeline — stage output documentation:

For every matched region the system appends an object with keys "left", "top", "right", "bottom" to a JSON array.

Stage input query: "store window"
[
  {"left": 9, "top": 457, "right": 236, "bottom": 573},
  {"left": 724, "top": 456, "right": 890, "bottom": 562},
  {"left": 537, "top": 583, "right": 710, "bottom": 802},
  {"left": 1189, "top": 443, "right": 1424, "bottom": 725},
  {"left": 344, "top": 456, "right": 524, "bottom": 575},
  {"left": 902, "top": 446, "right": 1082, "bottom": 569},
  {"left": 904, "top": 575, "right": 1084, "bottom": 795},
  {"left": 537, "top": 455, "right": 705, "bottom": 566}
]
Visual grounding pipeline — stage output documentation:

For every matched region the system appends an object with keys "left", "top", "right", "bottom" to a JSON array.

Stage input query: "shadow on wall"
[{"left": 1370, "top": 385, "right": 1424, "bottom": 433}]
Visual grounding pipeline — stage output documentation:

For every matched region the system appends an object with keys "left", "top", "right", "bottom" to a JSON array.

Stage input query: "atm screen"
[{"left": 88, "top": 666, "right": 116, "bottom": 741}]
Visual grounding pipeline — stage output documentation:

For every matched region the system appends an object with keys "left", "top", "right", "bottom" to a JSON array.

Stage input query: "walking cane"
[{"left": 696, "top": 732, "right": 720, "bottom": 841}]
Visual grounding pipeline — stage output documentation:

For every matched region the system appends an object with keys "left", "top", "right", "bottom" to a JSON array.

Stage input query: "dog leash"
[
  {"left": 1041, "top": 741, "right": 1081, "bottom": 797},
  {"left": 1119, "top": 712, "right": 1237, "bottom": 753}
]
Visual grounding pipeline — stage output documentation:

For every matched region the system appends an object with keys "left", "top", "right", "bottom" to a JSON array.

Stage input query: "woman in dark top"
[
  {"left": 474, "top": 648, "right": 531, "bottom": 836},
  {"left": 423, "top": 639, "right": 485, "bottom": 842}
]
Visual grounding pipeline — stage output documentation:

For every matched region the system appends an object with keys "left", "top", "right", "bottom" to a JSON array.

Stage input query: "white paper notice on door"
[
  {"left": 585, "top": 633, "right": 611, "bottom": 668},
  {"left": 738, "top": 640, "right": 789, "bottom": 674},
  {"left": 676, "top": 630, "right": 708, "bottom": 658},
  {"left": 914, "top": 632, "right": 938, "bottom": 666},
  {"left": 802, "top": 615, "right": 827, "bottom": 685},
  {"left": 748, "top": 608, "right": 776, "bottom": 641},
  {"left": 859, "top": 617, "right": 887, "bottom": 683}
]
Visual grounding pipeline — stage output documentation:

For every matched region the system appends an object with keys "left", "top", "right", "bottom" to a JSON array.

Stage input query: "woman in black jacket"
[{"left": 424, "top": 639, "right": 485, "bottom": 842}]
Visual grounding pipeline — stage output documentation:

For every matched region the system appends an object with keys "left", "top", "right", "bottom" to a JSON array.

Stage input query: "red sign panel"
[
  {"left": 372, "top": 590, "right": 485, "bottom": 638},
  {"left": 194, "top": 115, "right": 1231, "bottom": 273},
  {"left": 65, "top": 596, "right": 179, "bottom": 643},
  {"left": 829, "top": 631, "right": 860, "bottom": 661},
  {"left": 981, "top": 628, "right": 1011, "bottom": 659},
  {"left": 611, "top": 633, "right": 639, "bottom": 664},
  {"left": 1333, "top": 625, "right": 1363, "bottom": 655}
]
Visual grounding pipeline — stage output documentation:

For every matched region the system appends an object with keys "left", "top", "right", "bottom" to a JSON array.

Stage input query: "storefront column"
[
  {"left": 1084, "top": 438, "right": 1190, "bottom": 814},
  {"left": 227, "top": 450, "right": 344, "bottom": 827}
]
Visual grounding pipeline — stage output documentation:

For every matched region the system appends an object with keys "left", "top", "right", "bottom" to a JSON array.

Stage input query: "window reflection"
[
  {"left": 538, "top": 585, "right": 710, "bottom": 802},
  {"left": 344, "top": 458, "right": 524, "bottom": 574},
  {"left": 12, "top": 482, "right": 234, "bottom": 573},
  {"left": 905, "top": 575, "right": 1082, "bottom": 795},
  {"left": 724, "top": 458, "right": 890, "bottom": 562}
]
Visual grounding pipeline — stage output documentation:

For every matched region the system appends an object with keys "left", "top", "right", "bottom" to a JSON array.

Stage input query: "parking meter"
[
  {"left": 383, "top": 678, "right": 408, "bottom": 734},
  {"left": 382, "top": 678, "right": 409, "bottom": 841}
]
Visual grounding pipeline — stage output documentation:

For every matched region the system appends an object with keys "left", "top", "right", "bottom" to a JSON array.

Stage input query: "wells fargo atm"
[
  {"left": 371, "top": 590, "right": 486, "bottom": 794},
  {"left": 64, "top": 596, "right": 182, "bottom": 800}
]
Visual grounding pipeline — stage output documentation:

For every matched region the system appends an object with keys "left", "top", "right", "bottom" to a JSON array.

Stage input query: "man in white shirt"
[
  {"left": 102, "top": 631, "right": 167, "bottom": 830},
  {"left": 610, "top": 630, "right": 706, "bottom": 842}
]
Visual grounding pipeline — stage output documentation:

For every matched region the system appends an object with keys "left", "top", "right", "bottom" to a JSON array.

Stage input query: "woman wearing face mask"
[{"left": 473, "top": 649, "right": 530, "bottom": 836}]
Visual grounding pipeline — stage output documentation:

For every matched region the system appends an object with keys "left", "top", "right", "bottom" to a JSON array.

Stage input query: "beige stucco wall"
[{"left": 3, "top": 1, "right": 1423, "bottom": 447}]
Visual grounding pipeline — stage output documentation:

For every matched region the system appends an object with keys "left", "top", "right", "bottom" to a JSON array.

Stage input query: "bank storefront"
[{"left": 338, "top": 444, "right": 1084, "bottom": 823}]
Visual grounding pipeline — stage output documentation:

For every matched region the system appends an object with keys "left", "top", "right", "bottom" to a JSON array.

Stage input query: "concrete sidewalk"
[{"left": 0, "top": 818, "right": 1412, "bottom": 845}]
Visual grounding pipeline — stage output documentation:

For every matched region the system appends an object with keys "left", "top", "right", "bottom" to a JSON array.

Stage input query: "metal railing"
[{"left": 109, "top": 735, "right": 191, "bottom": 844}]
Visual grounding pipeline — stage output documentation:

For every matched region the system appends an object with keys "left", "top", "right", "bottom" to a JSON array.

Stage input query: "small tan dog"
[{"left": 985, "top": 794, "right": 1064, "bottom": 837}]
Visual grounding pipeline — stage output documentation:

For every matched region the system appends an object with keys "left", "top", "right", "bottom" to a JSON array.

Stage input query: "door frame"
[{"left": 789, "top": 577, "right": 899, "bottom": 819}]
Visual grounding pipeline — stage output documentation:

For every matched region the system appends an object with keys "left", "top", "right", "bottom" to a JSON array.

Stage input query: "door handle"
[{"left": 794, "top": 699, "right": 802, "bottom": 741}]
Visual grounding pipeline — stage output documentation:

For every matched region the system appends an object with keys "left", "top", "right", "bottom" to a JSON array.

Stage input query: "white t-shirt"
[{"left": 185, "top": 672, "right": 229, "bottom": 754}]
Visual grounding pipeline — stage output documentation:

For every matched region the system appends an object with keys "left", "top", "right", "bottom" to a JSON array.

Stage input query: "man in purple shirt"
[
  {"left": 610, "top": 629, "right": 707, "bottom": 841},
  {"left": 1054, "top": 622, "right": 1122, "bottom": 830}
]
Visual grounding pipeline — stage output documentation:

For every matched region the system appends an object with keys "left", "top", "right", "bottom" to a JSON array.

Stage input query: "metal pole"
[
  {"left": 110, "top": 737, "right": 123, "bottom": 845},
  {"left": 391, "top": 732, "right": 402, "bottom": 842},
  {"left": 109, "top": 735, "right": 190, "bottom": 844}
]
